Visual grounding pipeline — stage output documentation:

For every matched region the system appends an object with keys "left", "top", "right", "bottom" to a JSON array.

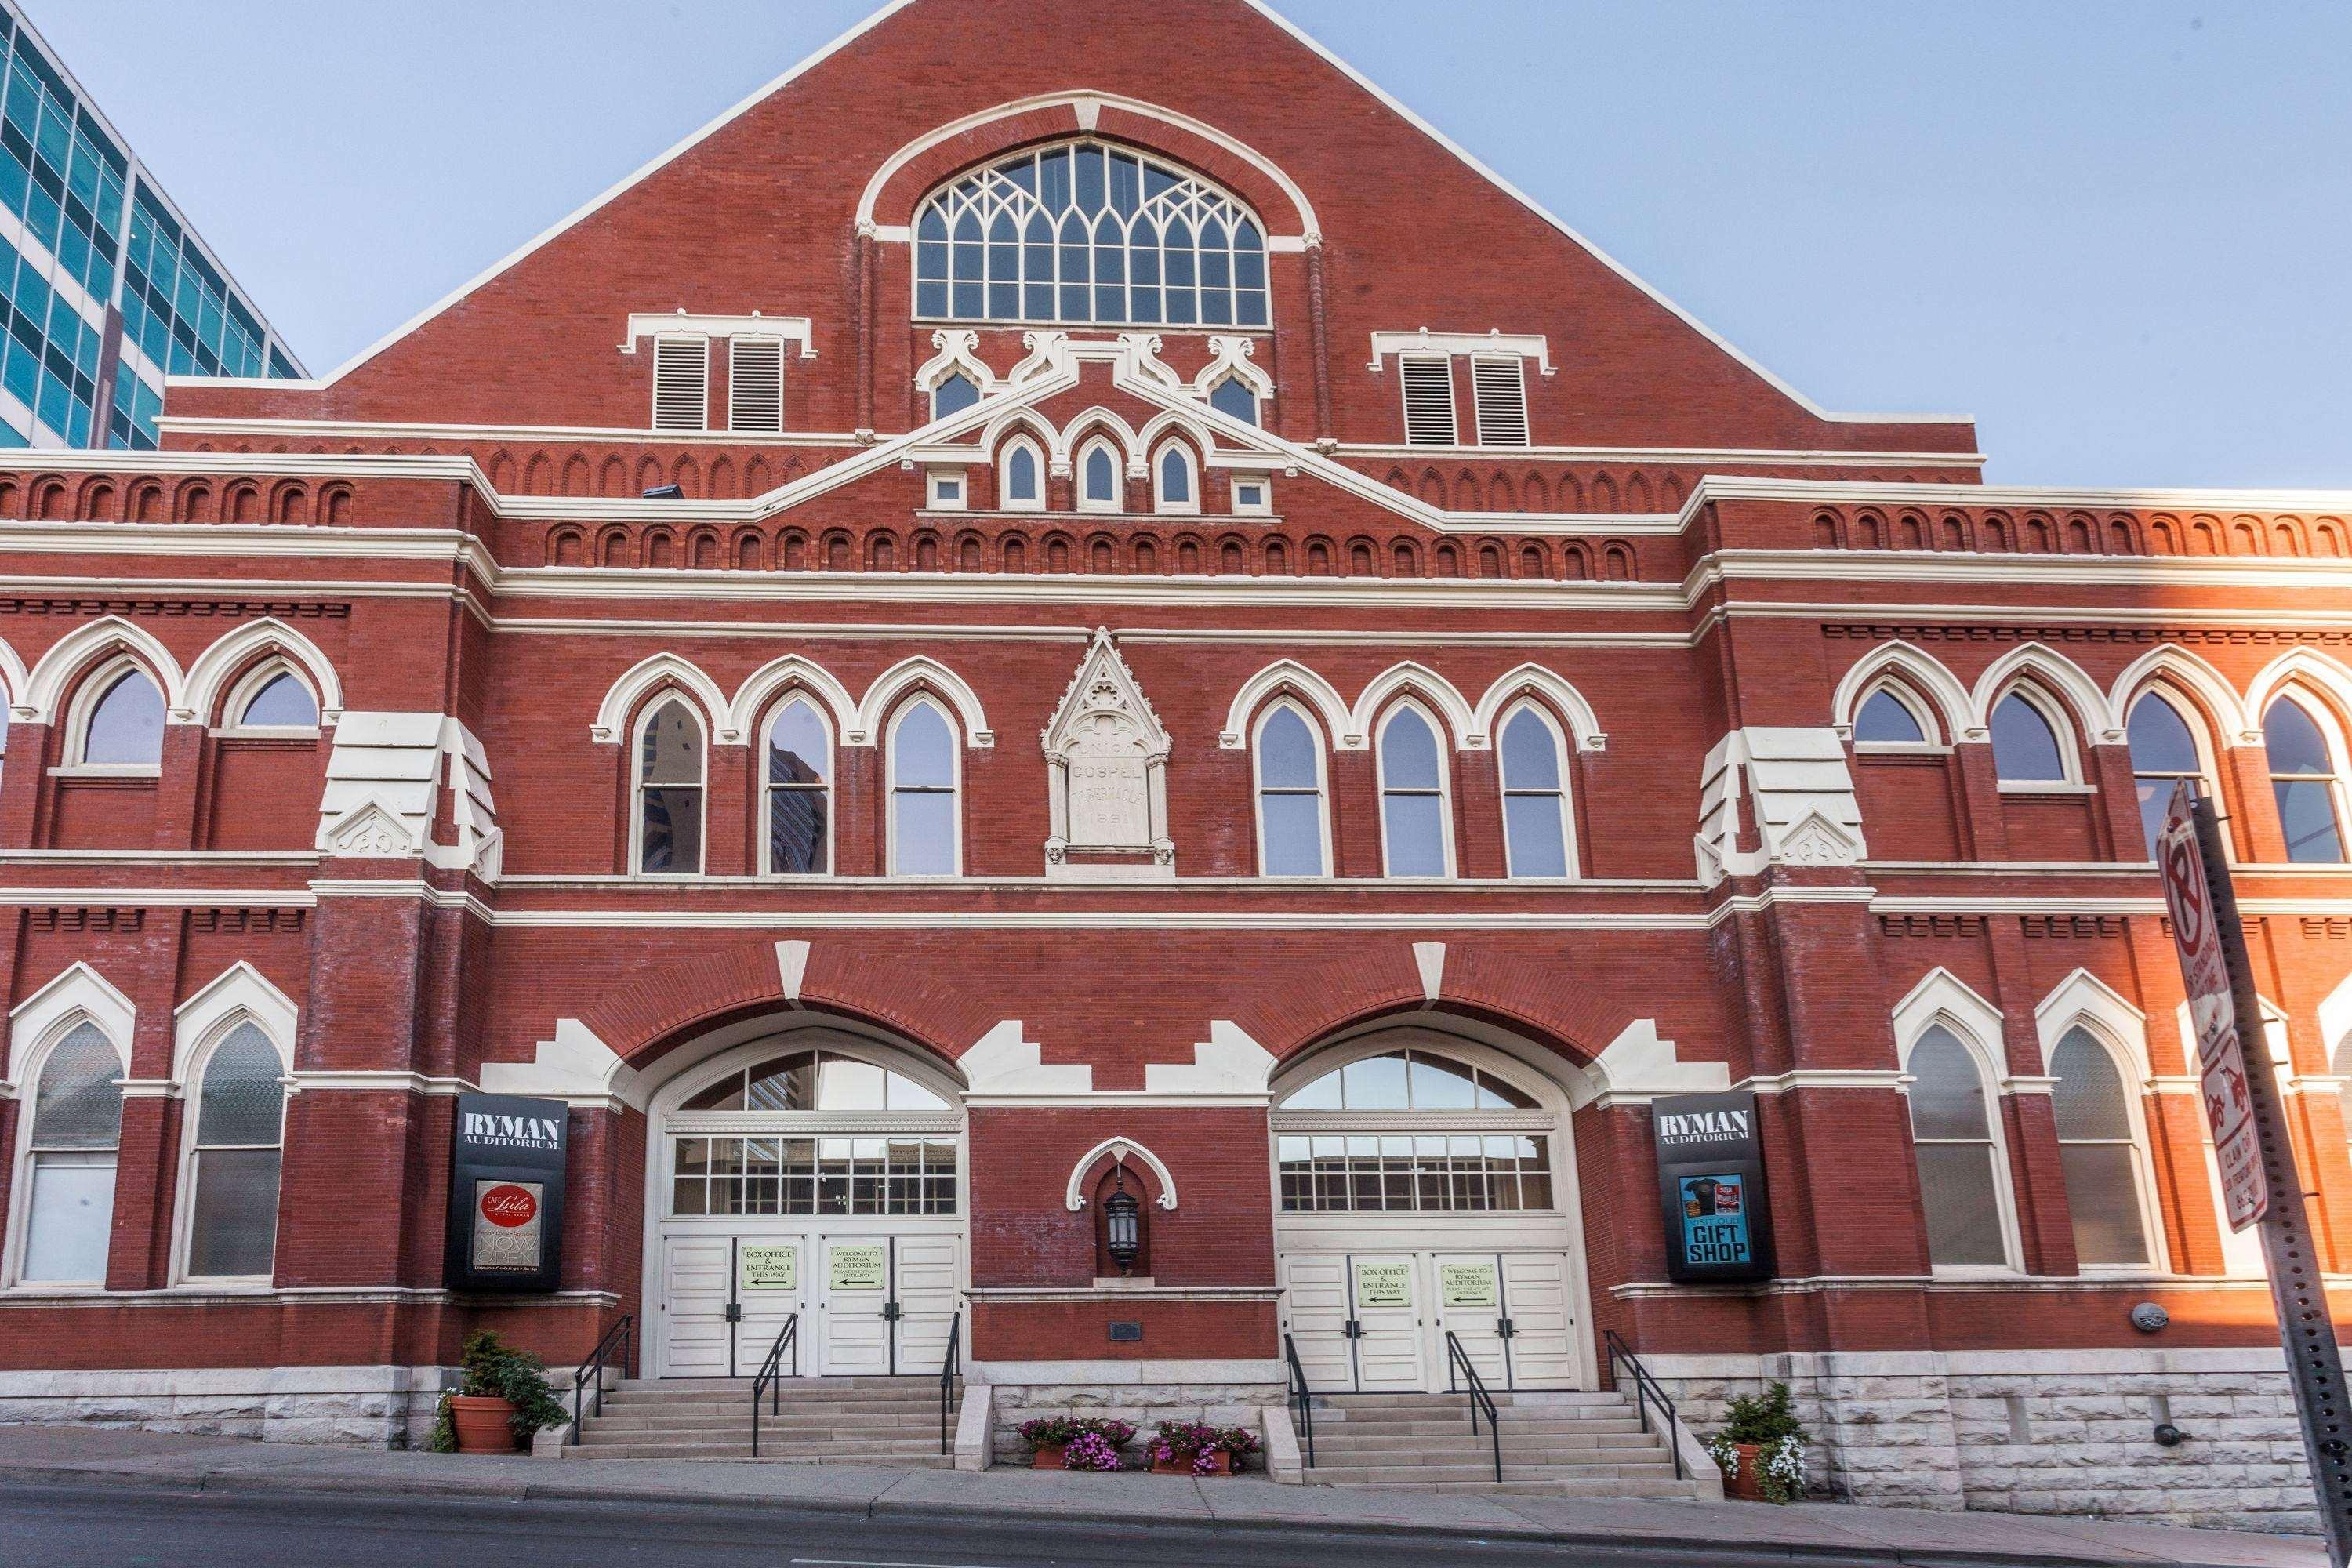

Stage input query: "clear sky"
[{"left": 28, "top": 0, "right": 2352, "bottom": 486}]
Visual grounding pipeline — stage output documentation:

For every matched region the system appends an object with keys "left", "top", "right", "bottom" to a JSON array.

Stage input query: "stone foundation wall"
[
  {"left": 0, "top": 1366, "right": 456, "bottom": 1448},
  {"left": 973, "top": 1359, "right": 1283, "bottom": 1466},
  {"left": 1642, "top": 1348, "right": 2318, "bottom": 1535}
]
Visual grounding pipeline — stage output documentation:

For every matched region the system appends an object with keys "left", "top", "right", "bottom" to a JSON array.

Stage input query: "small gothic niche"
[{"left": 1041, "top": 629, "right": 1174, "bottom": 880}]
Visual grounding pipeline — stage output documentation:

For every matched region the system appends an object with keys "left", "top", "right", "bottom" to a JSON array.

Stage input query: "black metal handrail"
[
  {"left": 1443, "top": 1330, "right": 1503, "bottom": 1483},
  {"left": 1603, "top": 1327, "right": 1685, "bottom": 1481},
  {"left": 938, "top": 1311, "right": 962, "bottom": 1456},
  {"left": 1282, "top": 1331, "right": 1316, "bottom": 1469},
  {"left": 568, "top": 1313, "right": 633, "bottom": 1446},
  {"left": 749, "top": 1314, "right": 800, "bottom": 1460}
]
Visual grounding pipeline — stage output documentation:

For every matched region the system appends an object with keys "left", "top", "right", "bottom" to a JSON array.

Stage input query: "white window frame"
[
  {"left": 171, "top": 1011, "right": 292, "bottom": 1287},
  {"left": 1988, "top": 683, "right": 2089, "bottom": 792},
  {"left": 651, "top": 334, "right": 710, "bottom": 433},
  {"left": 61, "top": 655, "right": 166, "bottom": 777},
  {"left": 215, "top": 659, "right": 322, "bottom": 737},
  {"left": 2262, "top": 689, "right": 2352, "bottom": 865},
  {"left": 631, "top": 695, "right": 710, "bottom": 877},
  {"left": 1152, "top": 441, "right": 1200, "bottom": 515},
  {"left": 727, "top": 336, "right": 786, "bottom": 434},
  {"left": 997, "top": 436, "right": 1047, "bottom": 513},
  {"left": 1374, "top": 699, "right": 1456, "bottom": 879},
  {"left": 761, "top": 695, "right": 835, "bottom": 878},
  {"left": 2122, "top": 685, "right": 2221, "bottom": 841},
  {"left": 1497, "top": 699, "right": 1577, "bottom": 880},
  {"left": 2039, "top": 1019, "right": 2167, "bottom": 1276},
  {"left": 925, "top": 469, "right": 968, "bottom": 511},
  {"left": 1251, "top": 699, "right": 1332, "bottom": 880},
  {"left": 1076, "top": 437, "right": 1124, "bottom": 514},
  {"left": 1469, "top": 354, "right": 1530, "bottom": 448},
  {"left": 1893, "top": 975, "right": 2025, "bottom": 1278},
  {"left": 1229, "top": 474, "right": 1272, "bottom": 517},
  {"left": 1850, "top": 681, "right": 1944, "bottom": 756},
  {"left": 1397, "top": 353, "right": 1458, "bottom": 446},
  {"left": 5, "top": 1007, "right": 131, "bottom": 1292},
  {"left": 886, "top": 696, "right": 962, "bottom": 878}
]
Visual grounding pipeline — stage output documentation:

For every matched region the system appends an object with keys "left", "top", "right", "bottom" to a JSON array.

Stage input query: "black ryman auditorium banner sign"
[
  {"left": 445, "top": 1093, "right": 568, "bottom": 1294},
  {"left": 1652, "top": 1091, "right": 1776, "bottom": 1285}
]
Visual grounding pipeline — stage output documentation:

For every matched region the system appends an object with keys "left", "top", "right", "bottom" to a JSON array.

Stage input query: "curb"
[{"left": 0, "top": 1458, "right": 2303, "bottom": 1568}]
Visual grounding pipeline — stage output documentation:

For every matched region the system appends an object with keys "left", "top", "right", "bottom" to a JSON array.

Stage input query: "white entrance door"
[
  {"left": 819, "top": 1235, "right": 894, "bottom": 1375},
  {"left": 892, "top": 1235, "right": 963, "bottom": 1377},
  {"left": 1497, "top": 1251, "right": 1579, "bottom": 1387},
  {"left": 734, "top": 1236, "right": 808, "bottom": 1378},
  {"left": 1347, "top": 1254, "right": 1428, "bottom": 1392},
  {"left": 1432, "top": 1252, "right": 1508, "bottom": 1387},
  {"left": 1278, "top": 1252, "right": 1356, "bottom": 1391},
  {"left": 659, "top": 1233, "right": 735, "bottom": 1377}
]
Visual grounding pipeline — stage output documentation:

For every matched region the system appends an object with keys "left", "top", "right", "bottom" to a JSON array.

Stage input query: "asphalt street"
[{"left": 0, "top": 1479, "right": 1873, "bottom": 1567}]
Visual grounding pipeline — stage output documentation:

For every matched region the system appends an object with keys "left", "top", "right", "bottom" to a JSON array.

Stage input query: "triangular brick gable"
[{"left": 172, "top": 0, "right": 1971, "bottom": 456}]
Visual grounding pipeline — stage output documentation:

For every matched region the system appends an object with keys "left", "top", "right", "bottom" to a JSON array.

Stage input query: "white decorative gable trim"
[
  {"left": 1143, "top": 1022, "right": 1275, "bottom": 1100},
  {"left": 1043, "top": 630, "right": 1174, "bottom": 879},
  {"left": 6, "top": 962, "right": 135, "bottom": 1090},
  {"left": 172, "top": 963, "right": 298, "bottom": 1084},
  {"left": 1368, "top": 328, "right": 1555, "bottom": 377},
  {"left": 1577, "top": 1018, "right": 1730, "bottom": 1109},
  {"left": 1194, "top": 336, "right": 1275, "bottom": 402},
  {"left": 1695, "top": 728, "right": 1866, "bottom": 886},
  {"left": 592, "top": 654, "right": 735, "bottom": 744},
  {"left": 2034, "top": 968, "right": 2151, "bottom": 1079},
  {"left": 20, "top": 615, "right": 187, "bottom": 725},
  {"left": 619, "top": 310, "right": 815, "bottom": 359},
  {"left": 481, "top": 1018, "right": 640, "bottom": 1111},
  {"left": 1350, "top": 662, "right": 1476, "bottom": 749},
  {"left": 179, "top": 619, "right": 344, "bottom": 728},
  {"left": 913, "top": 328, "right": 996, "bottom": 395},
  {"left": 318, "top": 712, "right": 502, "bottom": 877},
  {"left": 962, "top": 1020, "right": 1091, "bottom": 1100},
  {"left": 1063, "top": 1137, "right": 1179, "bottom": 1211},
  {"left": 1219, "top": 659, "right": 1356, "bottom": 750},
  {"left": 1893, "top": 967, "right": 2004, "bottom": 1060}
]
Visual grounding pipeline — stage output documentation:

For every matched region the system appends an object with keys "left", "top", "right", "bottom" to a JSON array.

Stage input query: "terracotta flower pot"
[
  {"left": 1724, "top": 1441, "right": 1765, "bottom": 1501},
  {"left": 1031, "top": 1443, "right": 1068, "bottom": 1470},
  {"left": 449, "top": 1394, "right": 521, "bottom": 1454},
  {"left": 1152, "top": 1450, "right": 1233, "bottom": 1475}
]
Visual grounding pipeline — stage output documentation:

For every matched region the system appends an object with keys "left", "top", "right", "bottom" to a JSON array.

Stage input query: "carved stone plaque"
[{"left": 1066, "top": 712, "right": 1150, "bottom": 848}]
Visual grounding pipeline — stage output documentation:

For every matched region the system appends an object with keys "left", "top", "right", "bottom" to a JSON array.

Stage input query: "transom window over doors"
[
  {"left": 673, "top": 1047, "right": 956, "bottom": 1218},
  {"left": 914, "top": 140, "right": 1270, "bottom": 328},
  {"left": 1275, "top": 1046, "right": 1548, "bottom": 1213}
]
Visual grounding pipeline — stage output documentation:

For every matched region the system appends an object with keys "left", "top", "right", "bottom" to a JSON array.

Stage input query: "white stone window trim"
[
  {"left": 1892, "top": 967, "right": 2027, "bottom": 1278},
  {"left": 759, "top": 694, "right": 836, "bottom": 880},
  {"left": 169, "top": 966, "right": 296, "bottom": 1288},
  {"left": 925, "top": 468, "right": 968, "bottom": 511},
  {"left": 1496, "top": 698, "right": 1578, "bottom": 881},
  {"left": 913, "top": 329, "right": 999, "bottom": 406},
  {"left": 2262, "top": 687, "right": 2352, "bottom": 865},
  {"left": 1830, "top": 641, "right": 1976, "bottom": 746},
  {"left": 620, "top": 313, "right": 815, "bottom": 358},
  {"left": 2120, "top": 684, "right": 2225, "bottom": 834},
  {"left": 1848, "top": 680, "right": 1951, "bottom": 757},
  {"left": 1986, "top": 681, "right": 2089, "bottom": 793},
  {"left": 1152, "top": 440, "right": 1201, "bottom": 515},
  {"left": 1075, "top": 435, "right": 1125, "bottom": 513},
  {"left": 630, "top": 695, "right": 710, "bottom": 879},
  {"left": 997, "top": 434, "right": 1047, "bottom": 513},
  {"left": 4, "top": 964, "right": 135, "bottom": 1292},
  {"left": 2032, "top": 970, "right": 2170, "bottom": 1276},
  {"left": 212, "top": 658, "right": 325, "bottom": 739},
  {"left": 1374, "top": 698, "right": 1457, "bottom": 880},
  {"left": 885, "top": 695, "right": 964, "bottom": 879},
  {"left": 181, "top": 619, "right": 343, "bottom": 731},
  {"left": 1229, "top": 474, "right": 1272, "bottom": 517},
  {"left": 55, "top": 654, "right": 167, "bottom": 778},
  {"left": 1251, "top": 698, "right": 1334, "bottom": 880},
  {"left": 1367, "top": 329, "right": 1555, "bottom": 377}
]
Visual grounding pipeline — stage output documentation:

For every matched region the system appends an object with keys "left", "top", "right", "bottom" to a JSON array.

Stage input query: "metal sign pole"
[{"left": 2187, "top": 795, "right": 2352, "bottom": 1564}]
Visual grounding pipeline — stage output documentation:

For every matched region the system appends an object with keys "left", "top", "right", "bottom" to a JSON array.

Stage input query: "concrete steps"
[
  {"left": 1300, "top": 1388, "right": 1715, "bottom": 1501},
  {"left": 572, "top": 1375, "right": 957, "bottom": 1464}
]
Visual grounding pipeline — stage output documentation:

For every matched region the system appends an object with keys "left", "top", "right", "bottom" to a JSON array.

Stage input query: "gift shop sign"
[{"left": 2158, "top": 786, "right": 2267, "bottom": 1231}]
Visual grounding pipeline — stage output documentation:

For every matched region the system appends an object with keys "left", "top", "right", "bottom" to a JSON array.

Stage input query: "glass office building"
[{"left": 0, "top": 1, "right": 299, "bottom": 450}]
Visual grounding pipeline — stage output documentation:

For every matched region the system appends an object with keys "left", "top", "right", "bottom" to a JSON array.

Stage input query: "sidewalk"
[{"left": 0, "top": 1424, "right": 2322, "bottom": 1568}]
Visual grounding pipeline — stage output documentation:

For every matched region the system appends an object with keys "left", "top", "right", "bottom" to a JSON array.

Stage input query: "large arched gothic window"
[
  {"left": 1904, "top": 1024, "right": 2015, "bottom": 1270},
  {"left": 2048, "top": 1026, "right": 2153, "bottom": 1269},
  {"left": 2265, "top": 695, "right": 2348, "bottom": 864},
  {"left": 635, "top": 698, "right": 706, "bottom": 874},
  {"left": 1254, "top": 703, "right": 1327, "bottom": 877},
  {"left": 182, "top": 1021, "right": 286, "bottom": 1279},
  {"left": 765, "top": 698, "right": 832, "bottom": 876},
  {"left": 889, "top": 699, "right": 959, "bottom": 875},
  {"left": 2126, "top": 691, "right": 2205, "bottom": 856},
  {"left": 16, "top": 1022, "right": 124, "bottom": 1284},
  {"left": 1499, "top": 703, "right": 1572, "bottom": 877},
  {"left": 77, "top": 665, "right": 165, "bottom": 767},
  {"left": 1377, "top": 703, "right": 1452, "bottom": 877},
  {"left": 914, "top": 140, "right": 1271, "bottom": 328}
]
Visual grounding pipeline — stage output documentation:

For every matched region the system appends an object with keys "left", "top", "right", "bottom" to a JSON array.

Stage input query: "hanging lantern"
[{"left": 1103, "top": 1163, "right": 1142, "bottom": 1276}]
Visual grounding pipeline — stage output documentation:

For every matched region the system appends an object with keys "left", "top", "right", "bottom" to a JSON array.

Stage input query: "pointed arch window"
[
  {"left": 16, "top": 1022, "right": 124, "bottom": 1284},
  {"left": 1377, "top": 703, "right": 1452, "bottom": 877},
  {"left": 635, "top": 698, "right": 706, "bottom": 874},
  {"left": 1208, "top": 376, "right": 1258, "bottom": 425},
  {"left": 1077, "top": 438, "right": 1123, "bottom": 512},
  {"left": 232, "top": 668, "right": 319, "bottom": 730},
  {"left": 931, "top": 371, "right": 982, "bottom": 421},
  {"left": 2264, "top": 695, "right": 2347, "bottom": 864},
  {"left": 1989, "top": 688, "right": 2070, "bottom": 784},
  {"left": 1254, "top": 703, "right": 1327, "bottom": 877},
  {"left": 889, "top": 699, "right": 958, "bottom": 876},
  {"left": 77, "top": 665, "right": 165, "bottom": 767},
  {"left": 914, "top": 140, "right": 1270, "bottom": 328},
  {"left": 764, "top": 698, "right": 832, "bottom": 876},
  {"left": 2126, "top": 691, "right": 2205, "bottom": 856},
  {"left": 1499, "top": 703, "right": 1571, "bottom": 878},
  {"left": 2048, "top": 1026, "right": 2153, "bottom": 1269},
  {"left": 1904, "top": 1024, "right": 2016, "bottom": 1271},
  {"left": 1153, "top": 442, "right": 1196, "bottom": 514},
  {"left": 182, "top": 1021, "right": 286, "bottom": 1279},
  {"left": 1853, "top": 685, "right": 1931, "bottom": 746},
  {"left": 999, "top": 437, "right": 1044, "bottom": 511}
]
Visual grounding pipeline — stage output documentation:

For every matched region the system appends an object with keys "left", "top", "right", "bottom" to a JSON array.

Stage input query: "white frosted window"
[
  {"left": 637, "top": 699, "right": 705, "bottom": 873},
  {"left": 891, "top": 702, "right": 956, "bottom": 875},
  {"left": 1379, "top": 707, "right": 1448, "bottom": 877},
  {"left": 82, "top": 669, "right": 164, "bottom": 765},
  {"left": 1907, "top": 1025, "right": 2008, "bottom": 1269},
  {"left": 20, "top": 1022, "right": 123, "bottom": 1284},
  {"left": 1989, "top": 692, "right": 2065, "bottom": 782},
  {"left": 1854, "top": 690, "right": 1926, "bottom": 745},
  {"left": 1500, "top": 706, "right": 1570, "bottom": 877},
  {"left": 187, "top": 1022, "right": 285, "bottom": 1278},
  {"left": 2049, "top": 1028, "right": 2149, "bottom": 1268},
  {"left": 1256, "top": 706, "right": 1325, "bottom": 877},
  {"left": 2128, "top": 693, "right": 2203, "bottom": 856}
]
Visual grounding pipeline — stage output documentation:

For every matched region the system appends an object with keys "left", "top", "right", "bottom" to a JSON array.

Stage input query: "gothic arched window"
[
  {"left": 889, "top": 699, "right": 959, "bottom": 876},
  {"left": 1254, "top": 703, "right": 1327, "bottom": 877},
  {"left": 1904, "top": 1023, "right": 2016, "bottom": 1271},
  {"left": 915, "top": 140, "right": 1270, "bottom": 328},
  {"left": 765, "top": 698, "right": 833, "bottom": 876},
  {"left": 2126, "top": 691, "right": 2206, "bottom": 856},
  {"left": 182, "top": 1021, "right": 287, "bottom": 1279},
  {"left": 635, "top": 698, "right": 706, "bottom": 874}
]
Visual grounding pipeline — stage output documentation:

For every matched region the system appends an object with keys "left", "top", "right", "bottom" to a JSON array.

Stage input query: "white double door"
[
  {"left": 1279, "top": 1242, "right": 1581, "bottom": 1393},
  {"left": 657, "top": 1224, "right": 962, "bottom": 1379}
]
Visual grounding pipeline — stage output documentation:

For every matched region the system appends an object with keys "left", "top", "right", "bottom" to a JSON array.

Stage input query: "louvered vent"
[
  {"left": 1472, "top": 356, "right": 1530, "bottom": 448},
  {"left": 729, "top": 338, "right": 784, "bottom": 433},
  {"left": 1399, "top": 354, "right": 1457, "bottom": 445},
  {"left": 652, "top": 336, "right": 709, "bottom": 431}
]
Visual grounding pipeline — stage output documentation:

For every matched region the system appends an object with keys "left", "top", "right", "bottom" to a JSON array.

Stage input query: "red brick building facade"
[{"left": 0, "top": 0, "right": 2345, "bottom": 1527}]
